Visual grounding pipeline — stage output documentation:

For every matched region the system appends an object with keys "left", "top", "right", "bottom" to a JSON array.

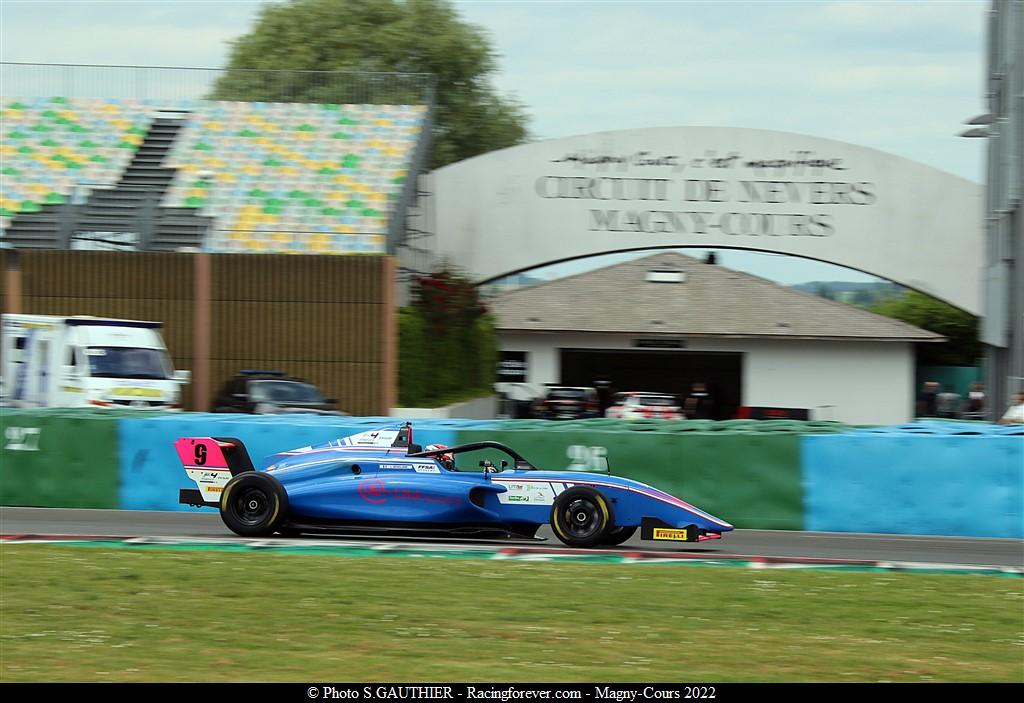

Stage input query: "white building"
[{"left": 490, "top": 252, "right": 942, "bottom": 425}]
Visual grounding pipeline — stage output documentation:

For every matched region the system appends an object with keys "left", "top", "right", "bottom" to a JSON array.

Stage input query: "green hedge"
[{"left": 398, "top": 308, "right": 497, "bottom": 407}]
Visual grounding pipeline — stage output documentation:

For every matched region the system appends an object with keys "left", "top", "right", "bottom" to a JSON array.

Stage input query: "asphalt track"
[{"left": 2, "top": 506, "right": 1022, "bottom": 568}]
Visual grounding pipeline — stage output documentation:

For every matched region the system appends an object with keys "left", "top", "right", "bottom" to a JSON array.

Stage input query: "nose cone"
[{"left": 696, "top": 514, "right": 733, "bottom": 532}]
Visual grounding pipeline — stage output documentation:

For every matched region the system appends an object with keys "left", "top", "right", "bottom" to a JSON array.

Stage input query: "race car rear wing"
[{"left": 175, "top": 436, "right": 255, "bottom": 508}]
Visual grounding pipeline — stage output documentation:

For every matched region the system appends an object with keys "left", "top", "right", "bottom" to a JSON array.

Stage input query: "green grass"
[{"left": 1, "top": 545, "right": 1021, "bottom": 682}]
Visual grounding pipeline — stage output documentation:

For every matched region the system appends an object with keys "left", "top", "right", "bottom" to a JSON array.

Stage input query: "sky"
[{"left": 0, "top": 0, "right": 992, "bottom": 284}]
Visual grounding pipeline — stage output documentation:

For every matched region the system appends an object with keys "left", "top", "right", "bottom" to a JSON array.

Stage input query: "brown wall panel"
[
  {"left": 208, "top": 254, "right": 390, "bottom": 415},
  {"left": 3, "top": 251, "right": 394, "bottom": 414}
]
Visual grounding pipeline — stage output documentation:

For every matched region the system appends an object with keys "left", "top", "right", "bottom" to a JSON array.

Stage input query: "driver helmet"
[{"left": 424, "top": 443, "right": 455, "bottom": 470}]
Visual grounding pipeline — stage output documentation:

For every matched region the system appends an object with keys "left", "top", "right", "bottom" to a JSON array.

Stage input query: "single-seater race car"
[{"left": 176, "top": 424, "right": 732, "bottom": 548}]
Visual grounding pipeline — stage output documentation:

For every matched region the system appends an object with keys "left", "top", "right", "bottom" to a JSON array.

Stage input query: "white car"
[{"left": 605, "top": 392, "right": 684, "bottom": 420}]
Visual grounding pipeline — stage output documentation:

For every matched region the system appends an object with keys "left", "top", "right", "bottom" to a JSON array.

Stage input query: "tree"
[
  {"left": 813, "top": 283, "right": 835, "bottom": 301},
  {"left": 210, "top": 0, "right": 529, "bottom": 167},
  {"left": 870, "top": 291, "right": 981, "bottom": 366},
  {"left": 399, "top": 267, "right": 496, "bottom": 406}
]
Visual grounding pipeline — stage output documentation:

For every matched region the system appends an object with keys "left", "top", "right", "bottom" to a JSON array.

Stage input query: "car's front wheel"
[
  {"left": 550, "top": 486, "right": 614, "bottom": 548},
  {"left": 220, "top": 472, "right": 288, "bottom": 537}
]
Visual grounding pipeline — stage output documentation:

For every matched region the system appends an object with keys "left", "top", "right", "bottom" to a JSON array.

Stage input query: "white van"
[{"left": 1, "top": 314, "right": 190, "bottom": 409}]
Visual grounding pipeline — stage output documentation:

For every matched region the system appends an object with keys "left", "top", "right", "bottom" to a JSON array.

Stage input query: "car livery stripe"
[
  {"left": 182, "top": 464, "right": 231, "bottom": 473},
  {"left": 267, "top": 456, "right": 351, "bottom": 472},
  {"left": 492, "top": 477, "right": 732, "bottom": 529},
  {"left": 275, "top": 446, "right": 408, "bottom": 457}
]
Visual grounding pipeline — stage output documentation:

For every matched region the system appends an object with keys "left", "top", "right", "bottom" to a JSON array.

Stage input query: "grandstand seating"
[
  {"left": 0, "top": 97, "right": 150, "bottom": 231},
  {"left": 1, "top": 98, "right": 427, "bottom": 254}
]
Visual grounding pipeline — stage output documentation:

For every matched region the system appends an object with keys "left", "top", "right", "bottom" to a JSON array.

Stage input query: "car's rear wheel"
[
  {"left": 601, "top": 525, "right": 637, "bottom": 547},
  {"left": 550, "top": 486, "right": 614, "bottom": 548},
  {"left": 220, "top": 472, "right": 288, "bottom": 537}
]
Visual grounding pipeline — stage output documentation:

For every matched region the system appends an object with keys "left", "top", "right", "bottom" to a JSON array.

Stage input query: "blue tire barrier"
[{"left": 803, "top": 434, "right": 1023, "bottom": 538}]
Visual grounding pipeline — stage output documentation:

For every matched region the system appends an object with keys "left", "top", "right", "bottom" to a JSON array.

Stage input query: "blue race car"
[{"left": 176, "top": 423, "right": 733, "bottom": 548}]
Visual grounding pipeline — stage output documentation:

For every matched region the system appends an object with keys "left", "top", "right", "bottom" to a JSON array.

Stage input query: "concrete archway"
[{"left": 426, "top": 127, "right": 982, "bottom": 314}]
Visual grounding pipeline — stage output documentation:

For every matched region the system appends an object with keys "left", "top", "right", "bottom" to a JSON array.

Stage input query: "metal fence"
[{"left": 0, "top": 62, "right": 435, "bottom": 106}]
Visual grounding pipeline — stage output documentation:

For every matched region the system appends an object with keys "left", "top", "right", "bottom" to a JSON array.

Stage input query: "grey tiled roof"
[{"left": 489, "top": 252, "right": 944, "bottom": 342}]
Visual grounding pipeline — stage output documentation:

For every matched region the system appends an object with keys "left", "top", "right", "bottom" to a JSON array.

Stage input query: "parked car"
[
  {"left": 176, "top": 422, "right": 734, "bottom": 547},
  {"left": 605, "top": 392, "right": 683, "bottom": 420},
  {"left": 211, "top": 370, "right": 344, "bottom": 415},
  {"left": 531, "top": 386, "right": 601, "bottom": 420}
]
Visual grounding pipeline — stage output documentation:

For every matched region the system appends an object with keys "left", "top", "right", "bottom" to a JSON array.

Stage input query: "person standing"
[
  {"left": 964, "top": 382, "right": 986, "bottom": 420},
  {"left": 916, "top": 381, "right": 940, "bottom": 418},
  {"left": 684, "top": 382, "right": 714, "bottom": 420},
  {"left": 936, "top": 385, "right": 962, "bottom": 419},
  {"left": 997, "top": 392, "right": 1024, "bottom": 424}
]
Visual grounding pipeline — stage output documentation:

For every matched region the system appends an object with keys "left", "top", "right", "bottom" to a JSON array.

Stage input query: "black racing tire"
[
  {"left": 220, "top": 471, "right": 288, "bottom": 537},
  {"left": 549, "top": 486, "right": 615, "bottom": 548},
  {"left": 601, "top": 525, "right": 637, "bottom": 547}
]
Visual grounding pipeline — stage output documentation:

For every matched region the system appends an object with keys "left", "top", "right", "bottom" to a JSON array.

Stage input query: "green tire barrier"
[
  {"left": 0, "top": 408, "right": 128, "bottom": 509},
  {"left": 453, "top": 428, "right": 803, "bottom": 530}
]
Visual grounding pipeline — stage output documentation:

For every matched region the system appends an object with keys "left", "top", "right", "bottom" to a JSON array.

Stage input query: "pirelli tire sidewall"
[
  {"left": 549, "top": 485, "right": 615, "bottom": 548},
  {"left": 220, "top": 471, "right": 289, "bottom": 537}
]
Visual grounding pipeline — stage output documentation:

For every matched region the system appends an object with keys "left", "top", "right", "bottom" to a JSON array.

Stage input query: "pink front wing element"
[
  {"left": 174, "top": 437, "right": 232, "bottom": 472},
  {"left": 697, "top": 533, "right": 723, "bottom": 542}
]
